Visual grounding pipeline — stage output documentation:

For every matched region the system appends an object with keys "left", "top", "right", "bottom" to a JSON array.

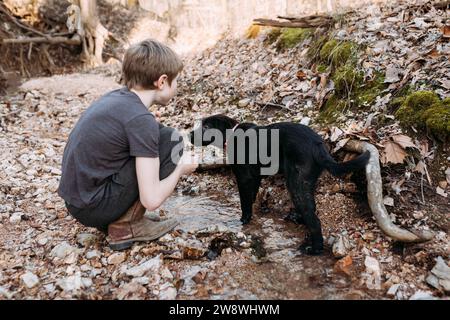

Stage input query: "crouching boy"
[{"left": 58, "top": 39, "right": 197, "bottom": 250}]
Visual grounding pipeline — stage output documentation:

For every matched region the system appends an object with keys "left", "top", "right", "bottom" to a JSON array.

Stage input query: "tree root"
[{"left": 344, "top": 140, "right": 434, "bottom": 243}]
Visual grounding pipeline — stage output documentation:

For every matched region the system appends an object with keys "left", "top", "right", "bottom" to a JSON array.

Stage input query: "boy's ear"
[{"left": 154, "top": 74, "right": 168, "bottom": 90}]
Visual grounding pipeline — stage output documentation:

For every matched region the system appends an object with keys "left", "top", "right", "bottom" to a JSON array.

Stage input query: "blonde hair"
[{"left": 121, "top": 39, "right": 183, "bottom": 90}]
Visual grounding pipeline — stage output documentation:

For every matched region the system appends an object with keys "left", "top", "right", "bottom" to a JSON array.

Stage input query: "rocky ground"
[{"left": 0, "top": 0, "right": 449, "bottom": 300}]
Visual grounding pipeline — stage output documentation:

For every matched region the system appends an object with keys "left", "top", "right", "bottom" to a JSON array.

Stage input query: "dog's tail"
[{"left": 314, "top": 143, "right": 370, "bottom": 176}]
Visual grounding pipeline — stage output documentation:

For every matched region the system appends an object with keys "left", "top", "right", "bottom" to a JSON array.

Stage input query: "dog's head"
[{"left": 189, "top": 114, "right": 238, "bottom": 148}]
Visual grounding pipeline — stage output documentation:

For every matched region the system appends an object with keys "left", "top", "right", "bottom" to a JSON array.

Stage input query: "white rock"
[
  {"left": 37, "top": 237, "right": 49, "bottom": 246},
  {"left": 132, "top": 277, "right": 150, "bottom": 285},
  {"left": 300, "top": 117, "right": 311, "bottom": 126},
  {"left": 427, "top": 256, "right": 450, "bottom": 292},
  {"left": 0, "top": 286, "right": 13, "bottom": 299},
  {"left": 57, "top": 274, "right": 83, "bottom": 291},
  {"left": 9, "top": 212, "right": 22, "bottom": 224},
  {"left": 387, "top": 284, "right": 400, "bottom": 297},
  {"left": 21, "top": 272, "right": 40, "bottom": 289},
  {"left": 161, "top": 268, "right": 174, "bottom": 280},
  {"left": 332, "top": 234, "right": 351, "bottom": 258},
  {"left": 124, "top": 255, "right": 162, "bottom": 277},
  {"left": 56, "top": 273, "right": 92, "bottom": 292},
  {"left": 159, "top": 283, "right": 177, "bottom": 300},
  {"left": 159, "top": 234, "right": 174, "bottom": 242},
  {"left": 364, "top": 256, "right": 382, "bottom": 290},
  {"left": 409, "top": 291, "right": 436, "bottom": 300},
  {"left": 50, "top": 242, "right": 78, "bottom": 259},
  {"left": 86, "top": 250, "right": 101, "bottom": 259},
  {"left": 108, "top": 252, "right": 126, "bottom": 265},
  {"left": 238, "top": 98, "right": 251, "bottom": 108}
]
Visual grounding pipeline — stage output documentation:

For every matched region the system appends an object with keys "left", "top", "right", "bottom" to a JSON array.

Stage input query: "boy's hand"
[
  {"left": 155, "top": 111, "right": 161, "bottom": 122},
  {"left": 177, "top": 151, "right": 199, "bottom": 175}
]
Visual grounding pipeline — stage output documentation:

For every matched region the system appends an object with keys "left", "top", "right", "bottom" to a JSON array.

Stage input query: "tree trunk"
[{"left": 70, "top": 0, "right": 108, "bottom": 66}]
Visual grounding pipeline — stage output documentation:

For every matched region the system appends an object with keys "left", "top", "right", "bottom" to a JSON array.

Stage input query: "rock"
[
  {"left": 159, "top": 233, "right": 174, "bottom": 243},
  {"left": 409, "top": 291, "right": 436, "bottom": 300},
  {"left": 124, "top": 255, "right": 162, "bottom": 277},
  {"left": 238, "top": 98, "right": 251, "bottom": 108},
  {"left": 332, "top": 234, "right": 351, "bottom": 258},
  {"left": 0, "top": 286, "right": 13, "bottom": 299},
  {"left": 50, "top": 242, "right": 78, "bottom": 259},
  {"left": 76, "top": 233, "right": 99, "bottom": 247},
  {"left": 37, "top": 237, "right": 49, "bottom": 246},
  {"left": 300, "top": 117, "right": 311, "bottom": 126},
  {"left": 56, "top": 273, "right": 91, "bottom": 291},
  {"left": 386, "top": 284, "right": 400, "bottom": 297},
  {"left": 426, "top": 256, "right": 450, "bottom": 292},
  {"left": 117, "top": 282, "right": 147, "bottom": 300},
  {"left": 364, "top": 256, "right": 382, "bottom": 290},
  {"left": 9, "top": 212, "right": 22, "bottom": 224},
  {"left": 159, "top": 283, "right": 177, "bottom": 300},
  {"left": 86, "top": 250, "right": 101, "bottom": 259},
  {"left": 21, "top": 272, "right": 40, "bottom": 289},
  {"left": 161, "top": 268, "right": 174, "bottom": 280},
  {"left": 108, "top": 252, "right": 126, "bottom": 265}
]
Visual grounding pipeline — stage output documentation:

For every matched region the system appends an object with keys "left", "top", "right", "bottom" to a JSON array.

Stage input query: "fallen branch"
[
  {"left": 344, "top": 140, "right": 434, "bottom": 243},
  {"left": 253, "top": 14, "right": 333, "bottom": 28},
  {"left": 2, "top": 35, "right": 81, "bottom": 45}
]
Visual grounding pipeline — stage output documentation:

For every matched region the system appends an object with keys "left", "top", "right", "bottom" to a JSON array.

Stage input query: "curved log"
[{"left": 344, "top": 140, "right": 434, "bottom": 243}]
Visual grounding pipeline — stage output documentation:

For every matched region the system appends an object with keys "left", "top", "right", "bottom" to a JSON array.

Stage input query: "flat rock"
[{"left": 21, "top": 272, "right": 40, "bottom": 289}]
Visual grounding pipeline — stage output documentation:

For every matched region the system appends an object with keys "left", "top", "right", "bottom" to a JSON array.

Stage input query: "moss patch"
[
  {"left": 319, "top": 39, "right": 357, "bottom": 68},
  {"left": 277, "top": 28, "right": 312, "bottom": 50},
  {"left": 264, "top": 27, "right": 282, "bottom": 45},
  {"left": 395, "top": 91, "right": 449, "bottom": 140}
]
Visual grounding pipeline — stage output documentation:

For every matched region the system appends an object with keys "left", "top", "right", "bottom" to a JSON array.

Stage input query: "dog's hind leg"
[{"left": 286, "top": 163, "right": 323, "bottom": 255}]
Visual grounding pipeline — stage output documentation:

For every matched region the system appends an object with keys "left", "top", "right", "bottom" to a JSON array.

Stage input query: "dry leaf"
[
  {"left": 391, "top": 134, "right": 417, "bottom": 149},
  {"left": 333, "top": 138, "right": 350, "bottom": 153},
  {"left": 383, "top": 196, "right": 394, "bottom": 206},
  {"left": 330, "top": 127, "right": 344, "bottom": 142},
  {"left": 296, "top": 70, "right": 307, "bottom": 80},
  {"left": 382, "top": 141, "right": 407, "bottom": 164},
  {"left": 414, "top": 160, "right": 432, "bottom": 185},
  {"left": 436, "top": 187, "right": 448, "bottom": 198},
  {"left": 441, "top": 25, "right": 450, "bottom": 39}
]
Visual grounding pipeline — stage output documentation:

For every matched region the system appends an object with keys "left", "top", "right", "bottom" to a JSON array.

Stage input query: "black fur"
[{"left": 189, "top": 114, "right": 370, "bottom": 255}]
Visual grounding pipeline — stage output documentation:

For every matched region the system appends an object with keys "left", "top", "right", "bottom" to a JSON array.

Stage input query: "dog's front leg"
[{"left": 235, "top": 174, "right": 260, "bottom": 224}]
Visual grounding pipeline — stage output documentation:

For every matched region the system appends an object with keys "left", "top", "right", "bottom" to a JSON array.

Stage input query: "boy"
[{"left": 58, "top": 39, "right": 198, "bottom": 251}]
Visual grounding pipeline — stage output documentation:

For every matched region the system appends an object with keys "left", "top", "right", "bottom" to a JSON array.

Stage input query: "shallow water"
[{"left": 158, "top": 192, "right": 378, "bottom": 299}]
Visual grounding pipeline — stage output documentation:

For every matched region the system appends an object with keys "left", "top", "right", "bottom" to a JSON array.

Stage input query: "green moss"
[
  {"left": 355, "top": 72, "right": 386, "bottom": 106},
  {"left": 307, "top": 35, "right": 328, "bottom": 60},
  {"left": 395, "top": 91, "right": 441, "bottom": 127},
  {"left": 264, "top": 27, "right": 281, "bottom": 45},
  {"left": 318, "top": 94, "right": 349, "bottom": 123},
  {"left": 395, "top": 91, "right": 449, "bottom": 139},
  {"left": 319, "top": 39, "right": 357, "bottom": 68},
  {"left": 317, "top": 64, "right": 328, "bottom": 73},
  {"left": 332, "top": 64, "right": 364, "bottom": 96},
  {"left": 277, "top": 28, "right": 312, "bottom": 50}
]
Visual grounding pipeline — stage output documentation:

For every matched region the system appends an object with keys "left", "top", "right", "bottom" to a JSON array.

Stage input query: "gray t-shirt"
[{"left": 58, "top": 87, "right": 159, "bottom": 208}]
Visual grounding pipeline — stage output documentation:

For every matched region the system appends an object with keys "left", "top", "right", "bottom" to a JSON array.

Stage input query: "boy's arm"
[{"left": 135, "top": 155, "right": 197, "bottom": 211}]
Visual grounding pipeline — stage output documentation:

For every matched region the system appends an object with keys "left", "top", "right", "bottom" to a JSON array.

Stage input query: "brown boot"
[{"left": 107, "top": 200, "right": 178, "bottom": 251}]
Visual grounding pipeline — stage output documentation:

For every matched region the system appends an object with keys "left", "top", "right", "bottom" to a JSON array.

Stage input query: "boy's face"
[{"left": 154, "top": 75, "right": 178, "bottom": 106}]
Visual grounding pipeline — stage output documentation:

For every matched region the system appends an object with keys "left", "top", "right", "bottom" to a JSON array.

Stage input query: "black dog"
[{"left": 189, "top": 114, "right": 369, "bottom": 255}]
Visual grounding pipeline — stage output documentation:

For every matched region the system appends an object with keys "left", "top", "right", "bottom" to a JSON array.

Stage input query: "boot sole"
[{"left": 108, "top": 221, "right": 178, "bottom": 251}]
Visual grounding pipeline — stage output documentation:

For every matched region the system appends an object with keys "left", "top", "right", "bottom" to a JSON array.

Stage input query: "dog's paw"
[
  {"left": 240, "top": 217, "right": 251, "bottom": 225},
  {"left": 298, "top": 243, "right": 324, "bottom": 256}
]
